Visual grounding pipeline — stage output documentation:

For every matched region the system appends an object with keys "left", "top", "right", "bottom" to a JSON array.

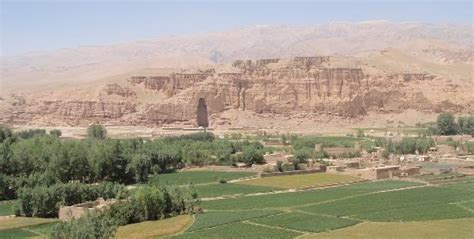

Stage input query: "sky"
[{"left": 0, "top": 0, "right": 472, "bottom": 56}]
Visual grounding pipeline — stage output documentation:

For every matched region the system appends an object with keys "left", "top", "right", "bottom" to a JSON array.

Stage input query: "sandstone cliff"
[{"left": 1, "top": 55, "right": 472, "bottom": 128}]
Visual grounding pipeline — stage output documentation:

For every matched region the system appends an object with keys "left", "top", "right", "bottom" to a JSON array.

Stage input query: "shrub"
[
  {"left": 437, "top": 113, "right": 457, "bottom": 135},
  {"left": 240, "top": 146, "right": 265, "bottom": 166},
  {"left": 49, "top": 129, "right": 62, "bottom": 137},
  {"left": 457, "top": 116, "right": 474, "bottom": 136},
  {"left": 87, "top": 124, "right": 107, "bottom": 139},
  {"left": 52, "top": 212, "right": 118, "bottom": 239},
  {"left": 276, "top": 161, "right": 284, "bottom": 172},
  {"left": 219, "top": 179, "right": 227, "bottom": 184},
  {"left": 0, "top": 125, "right": 12, "bottom": 143},
  {"left": 15, "top": 129, "right": 46, "bottom": 139}
]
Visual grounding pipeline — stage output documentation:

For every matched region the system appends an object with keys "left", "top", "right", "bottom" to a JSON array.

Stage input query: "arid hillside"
[{"left": 1, "top": 22, "right": 473, "bottom": 132}]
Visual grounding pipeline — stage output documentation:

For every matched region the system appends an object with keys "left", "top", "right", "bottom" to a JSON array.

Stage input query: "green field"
[
  {"left": 303, "top": 217, "right": 474, "bottom": 239},
  {"left": 0, "top": 200, "right": 16, "bottom": 216},
  {"left": 250, "top": 212, "right": 360, "bottom": 233},
  {"left": 148, "top": 171, "right": 256, "bottom": 186},
  {"left": 188, "top": 210, "right": 282, "bottom": 232},
  {"left": 458, "top": 200, "right": 474, "bottom": 210},
  {"left": 172, "top": 179, "right": 473, "bottom": 238},
  {"left": 174, "top": 222, "right": 301, "bottom": 239},
  {"left": 201, "top": 180, "right": 422, "bottom": 210},
  {"left": 292, "top": 136, "right": 369, "bottom": 148},
  {"left": 299, "top": 186, "right": 474, "bottom": 220},
  {"left": 195, "top": 183, "right": 277, "bottom": 198},
  {"left": 115, "top": 215, "right": 193, "bottom": 239},
  {"left": 0, "top": 217, "right": 58, "bottom": 239},
  {"left": 238, "top": 173, "right": 363, "bottom": 189}
]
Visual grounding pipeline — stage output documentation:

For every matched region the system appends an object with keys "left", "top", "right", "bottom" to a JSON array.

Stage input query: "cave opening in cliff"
[{"left": 196, "top": 98, "right": 209, "bottom": 128}]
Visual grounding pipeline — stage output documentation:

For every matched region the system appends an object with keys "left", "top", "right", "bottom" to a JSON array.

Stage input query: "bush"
[
  {"left": 50, "top": 129, "right": 62, "bottom": 137},
  {"left": 87, "top": 124, "right": 107, "bottom": 139},
  {"left": 0, "top": 125, "right": 12, "bottom": 143},
  {"left": 239, "top": 145, "right": 265, "bottom": 166},
  {"left": 52, "top": 212, "right": 118, "bottom": 239},
  {"left": 437, "top": 113, "right": 457, "bottom": 135},
  {"left": 219, "top": 179, "right": 227, "bottom": 184},
  {"left": 15, "top": 129, "right": 46, "bottom": 139},
  {"left": 457, "top": 116, "right": 474, "bottom": 136},
  {"left": 276, "top": 161, "right": 284, "bottom": 172}
]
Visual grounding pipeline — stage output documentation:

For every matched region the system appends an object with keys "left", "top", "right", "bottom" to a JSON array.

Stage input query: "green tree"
[
  {"left": 240, "top": 146, "right": 265, "bottom": 166},
  {"left": 457, "top": 116, "right": 474, "bottom": 136},
  {"left": 0, "top": 125, "right": 12, "bottom": 143},
  {"left": 437, "top": 113, "right": 457, "bottom": 135},
  {"left": 52, "top": 212, "right": 118, "bottom": 239},
  {"left": 87, "top": 124, "right": 107, "bottom": 140},
  {"left": 49, "top": 129, "right": 62, "bottom": 137}
]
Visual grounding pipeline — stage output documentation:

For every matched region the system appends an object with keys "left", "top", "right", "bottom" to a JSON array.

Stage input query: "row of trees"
[
  {"left": 52, "top": 185, "right": 199, "bottom": 239},
  {"left": 374, "top": 137, "right": 435, "bottom": 157},
  {"left": 16, "top": 182, "right": 127, "bottom": 218},
  {"left": 435, "top": 113, "right": 474, "bottom": 136},
  {"left": 0, "top": 125, "right": 266, "bottom": 200}
]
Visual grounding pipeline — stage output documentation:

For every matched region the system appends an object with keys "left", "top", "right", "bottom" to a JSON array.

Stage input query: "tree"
[
  {"left": 437, "top": 113, "right": 457, "bottom": 135},
  {"left": 0, "top": 125, "right": 12, "bottom": 143},
  {"left": 49, "top": 129, "right": 62, "bottom": 137},
  {"left": 457, "top": 116, "right": 474, "bottom": 136},
  {"left": 127, "top": 153, "right": 151, "bottom": 183},
  {"left": 52, "top": 212, "right": 118, "bottom": 239},
  {"left": 87, "top": 124, "right": 107, "bottom": 140},
  {"left": 240, "top": 146, "right": 265, "bottom": 166}
]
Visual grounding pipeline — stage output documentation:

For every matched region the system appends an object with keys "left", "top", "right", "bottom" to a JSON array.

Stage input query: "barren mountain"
[{"left": 1, "top": 21, "right": 473, "bottom": 132}]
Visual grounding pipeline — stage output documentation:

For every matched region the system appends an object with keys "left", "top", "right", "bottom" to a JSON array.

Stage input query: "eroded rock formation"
[{"left": 1, "top": 56, "right": 472, "bottom": 127}]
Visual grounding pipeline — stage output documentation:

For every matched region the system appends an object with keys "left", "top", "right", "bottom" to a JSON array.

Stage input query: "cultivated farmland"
[
  {"left": 148, "top": 171, "right": 257, "bottom": 186},
  {"left": 173, "top": 222, "right": 302, "bottom": 239},
  {"left": 250, "top": 212, "right": 360, "bottom": 233},
  {"left": 238, "top": 173, "right": 363, "bottom": 189},
  {"left": 0, "top": 201, "right": 15, "bottom": 216},
  {"left": 174, "top": 178, "right": 474, "bottom": 238},
  {"left": 115, "top": 215, "right": 193, "bottom": 238},
  {"left": 302, "top": 217, "right": 474, "bottom": 239},
  {"left": 201, "top": 180, "right": 422, "bottom": 210},
  {"left": 195, "top": 183, "right": 277, "bottom": 198},
  {"left": 187, "top": 210, "right": 282, "bottom": 232}
]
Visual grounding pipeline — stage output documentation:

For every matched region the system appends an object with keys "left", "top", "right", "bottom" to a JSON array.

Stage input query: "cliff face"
[{"left": 1, "top": 56, "right": 472, "bottom": 127}]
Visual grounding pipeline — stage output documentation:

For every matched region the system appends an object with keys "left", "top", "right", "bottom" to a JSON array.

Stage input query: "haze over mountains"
[
  {"left": 1, "top": 21, "right": 473, "bottom": 132},
  {"left": 1, "top": 21, "right": 472, "bottom": 90}
]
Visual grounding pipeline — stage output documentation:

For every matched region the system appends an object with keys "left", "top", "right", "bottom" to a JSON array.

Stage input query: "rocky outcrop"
[
  {"left": 2, "top": 56, "right": 472, "bottom": 127},
  {"left": 129, "top": 73, "right": 209, "bottom": 96},
  {"left": 102, "top": 84, "right": 136, "bottom": 98},
  {"left": 39, "top": 100, "right": 137, "bottom": 120}
]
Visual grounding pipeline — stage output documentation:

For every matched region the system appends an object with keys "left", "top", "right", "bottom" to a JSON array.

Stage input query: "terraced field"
[{"left": 173, "top": 178, "right": 474, "bottom": 238}]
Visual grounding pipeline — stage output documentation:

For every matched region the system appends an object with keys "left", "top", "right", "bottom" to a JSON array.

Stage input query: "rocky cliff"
[{"left": 1, "top": 55, "right": 472, "bottom": 128}]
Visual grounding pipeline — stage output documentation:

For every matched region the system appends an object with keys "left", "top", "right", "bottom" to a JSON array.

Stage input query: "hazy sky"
[{"left": 1, "top": 0, "right": 472, "bottom": 56}]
